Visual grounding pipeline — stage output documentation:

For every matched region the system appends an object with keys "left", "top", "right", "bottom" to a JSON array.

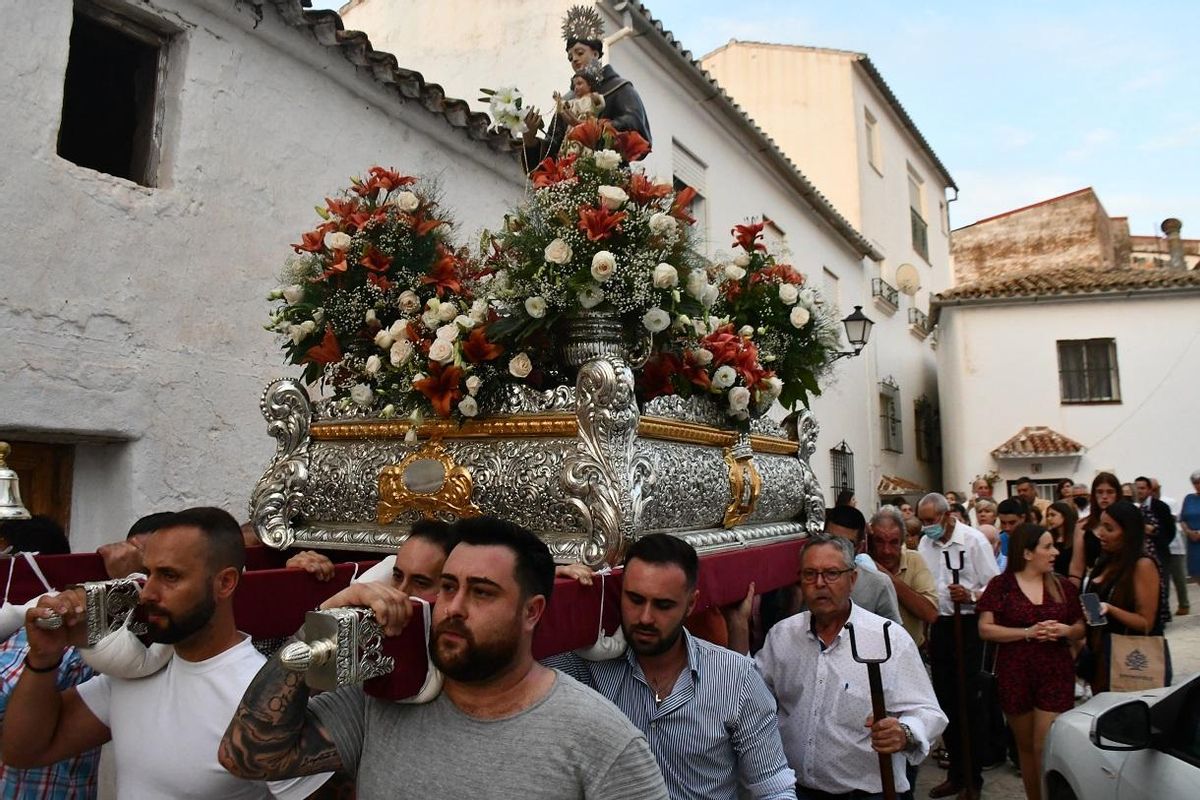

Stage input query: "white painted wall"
[
  {"left": 938, "top": 294, "right": 1200, "bottom": 505},
  {"left": 0, "top": 0, "right": 524, "bottom": 553},
  {"left": 341, "top": 0, "right": 881, "bottom": 502}
]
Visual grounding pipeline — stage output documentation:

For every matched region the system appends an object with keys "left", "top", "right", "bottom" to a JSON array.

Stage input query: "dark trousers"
[{"left": 930, "top": 615, "right": 985, "bottom": 791}]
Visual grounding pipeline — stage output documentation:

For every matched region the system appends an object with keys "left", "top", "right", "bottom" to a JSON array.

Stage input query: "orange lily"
[{"left": 413, "top": 363, "right": 464, "bottom": 418}]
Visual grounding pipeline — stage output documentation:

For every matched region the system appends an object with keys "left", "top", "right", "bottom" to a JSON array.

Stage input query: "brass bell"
[{"left": 0, "top": 442, "right": 32, "bottom": 521}]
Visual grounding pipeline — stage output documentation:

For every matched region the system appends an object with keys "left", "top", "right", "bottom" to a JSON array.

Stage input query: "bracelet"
[
  {"left": 1023, "top": 627, "right": 1031, "bottom": 641},
  {"left": 23, "top": 654, "right": 63, "bottom": 674}
]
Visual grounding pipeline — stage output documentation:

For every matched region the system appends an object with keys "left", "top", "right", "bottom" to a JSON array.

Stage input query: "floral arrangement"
[
  {"left": 266, "top": 167, "right": 507, "bottom": 423},
  {"left": 480, "top": 119, "right": 710, "bottom": 377},
  {"left": 713, "top": 221, "right": 839, "bottom": 410},
  {"left": 479, "top": 86, "right": 527, "bottom": 136}
]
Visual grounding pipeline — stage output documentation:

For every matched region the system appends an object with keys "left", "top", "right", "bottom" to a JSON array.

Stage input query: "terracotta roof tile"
[
  {"left": 877, "top": 474, "right": 927, "bottom": 496},
  {"left": 991, "top": 427, "right": 1085, "bottom": 459},
  {"left": 935, "top": 265, "right": 1200, "bottom": 303},
  {"left": 277, "top": 1, "right": 517, "bottom": 154}
]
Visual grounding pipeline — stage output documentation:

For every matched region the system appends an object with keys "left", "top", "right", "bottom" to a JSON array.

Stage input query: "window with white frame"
[
  {"left": 58, "top": 0, "right": 176, "bottom": 187},
  {"left": 879, "top": 378, "right": 902, "bottom": 453},
  {"left": 820, "top": 267, "right": 840, "bottom": 312},
  {"left": 1057, "top": 338, "right": 1121, "bottom": 403},
  {"left": 908, "top": 166, "right": 928, "bottom": 262},
  {"left": 672, "top": 141, "right": 708, "bottom": 247},
  {"left": 763, "top": 218, "right": 786, "bottom": 251},
  {"left": 864, "top": 108, "right": 882, "bottom": 173}
]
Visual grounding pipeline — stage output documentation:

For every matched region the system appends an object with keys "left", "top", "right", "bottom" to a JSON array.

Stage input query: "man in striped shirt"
[{"left": 551, "top": 534, "right": 797, "bottom": 800}]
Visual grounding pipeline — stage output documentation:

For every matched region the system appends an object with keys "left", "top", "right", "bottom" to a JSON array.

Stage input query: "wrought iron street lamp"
[{"left": 832, "top": 305, "right": 874, "bottom": 361}]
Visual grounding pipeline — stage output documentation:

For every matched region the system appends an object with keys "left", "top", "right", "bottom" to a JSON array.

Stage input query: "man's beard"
[
  {"left": 140, "top": 592, "right": 216, "bottom": 644},
  {"left": 430, "top": 617, "right": 520, "bottom": 682},
  {"left": 623, "top": 617, "right": 685, "bottom": 657}
]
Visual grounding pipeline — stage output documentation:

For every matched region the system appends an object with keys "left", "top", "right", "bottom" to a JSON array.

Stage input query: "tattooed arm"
[{"left": 218, "top": 650, "right": 344, "bottom": 780}]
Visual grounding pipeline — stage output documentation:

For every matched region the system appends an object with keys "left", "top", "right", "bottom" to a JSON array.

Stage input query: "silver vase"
[{"left": 557, "top": 310, "right": 650, "bottom": 369}]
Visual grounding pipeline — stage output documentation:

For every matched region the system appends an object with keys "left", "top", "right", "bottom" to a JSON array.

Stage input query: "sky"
[{"left": 311, "top": 1, "right": 1200, "bottom": 236}]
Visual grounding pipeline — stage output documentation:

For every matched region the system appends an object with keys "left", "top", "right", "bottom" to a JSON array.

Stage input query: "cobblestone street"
[{"left": 916, "top": 581, "right": 1200, "bottom": 799}]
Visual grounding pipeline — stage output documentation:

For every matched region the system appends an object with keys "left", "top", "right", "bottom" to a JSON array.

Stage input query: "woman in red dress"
[{"left": 978, "top": 524, "right": 1085, "bottom": 800}]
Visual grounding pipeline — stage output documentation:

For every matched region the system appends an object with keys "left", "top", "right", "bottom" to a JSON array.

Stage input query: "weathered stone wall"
[{"left": 0, "top": 0, "right": 524, "bottom": 551}]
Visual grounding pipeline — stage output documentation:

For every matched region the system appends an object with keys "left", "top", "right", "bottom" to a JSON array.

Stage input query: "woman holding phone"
[
  {"left": 1084, "top": 500, "right": 1165, "bottom": 692},
  {"left": 1068, "top": 472, "right": 1121, "bottom": 587},
  {"left": 978, "top": 524, "right": 1084, "bottom": 800}
]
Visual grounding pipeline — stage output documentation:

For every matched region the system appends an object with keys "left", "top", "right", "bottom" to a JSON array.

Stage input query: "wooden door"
[{"left": 3, "top": 441, "right": 74, "bottom": 536}]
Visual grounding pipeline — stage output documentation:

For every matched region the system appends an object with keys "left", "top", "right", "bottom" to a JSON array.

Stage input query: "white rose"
[
  {"left": 728, "top": 386, "right": 751, "bottom": 413},
  {"left": 652, "top": 263, "right": 679, "bottom": 289},
  {"left": 648, "top": 212, "right": 676, "bottom": 235},
  {"left": 790, "top": 306, "right": 812, "bottom": 328},
  {"left": 694, "top": 348, "right": 713, "bottom": 366},
  {"left": 428, "top": 338, "right": 455, "bottom": 363},
  {"left": 739, "top": 325, "right": 754, "bottom": 338},
  {"left": 390, "top": 339, "right": 413, "bottom": 366},
  {"left": 421, "top": 310, "right": 440, "bottom": 329},
  {"left": 349, "top": 384, "right": 374, "bottom": 408},
  {"left": 525, "top": 296, "right": 547, "bottom": 318},
  {"left": 591, "top": 251, "right": 616, "bottom": 283},
  {"left": 598, "top": 185, "right": 629, "bottom": 210},
  {"left": 465, "top": 375, "right": 482, "bottom": 396},
  {"left": 435, "top": 323, "right": 459, "bottom": 341},
  {"left": 686, "top": 270, "right": 707, "bottom": 300},
  {"left": 398, "top": 290, "right": 421, "bottom": 313},
  {"left": 300, "top": 320, "right": 317, "bottom": 334},
  {"left": 712, "top": 365, "right": 737, "bottom": 390},
  {"left": 641, "top": 308, "right": 671, "bottom": 333},
  {"left": 390, "top": 191, "right": 419, "bottom": 212},
  {"left": 701, "top": 282, "right": 720, "bottom": 308},
  {"left": 455, "top": 314, "right": 476, "bottom": 330},
  {"left": 509, "top": 352, "right": 533, "bottom": 379},
  {"left": 282, "top": 284, "right": 305, "bottom": 305},
  {"left": 324, "top": 231, "right": 352, "bottom": 251},
  {"left": 457, "top": 395, "right": 479, "bottom": 417},
  {"left": 578, "top": 285, "right": 605, "bottom": 309},
  {"left": 437, "top": 301, "right": 458, "bottom": 322},
  {"left": 544, "top": 238, "right": 573, "bottom": 265},
  {"left": 365, "top": 309, "right": 379, "bottom": 326},
  {"left": 733, "top": 252, "right": 751, "bottom": 268},
  {"left": 426, "top": 297, "right": 441, "bottom": 312},
  {"left": 693, "top": 318, "right": 708, "bottom": 336},
  {"left": 365, "top": 354, "right": 382, "bottom": 375},
  {"left": 764, "top": 376, "right": 783, "bottom": 398},
  {"left": 594, "top": 149, "right": 622, "bottom": 170},
  {"left": 779, "top": 283, "right": 800, "bottom": 305},
  {"left": 287, "top": 325, "right": 305, "bottom": 345},
  {"left": 724, "top": 264, "right": 746, "bottom": 281}
]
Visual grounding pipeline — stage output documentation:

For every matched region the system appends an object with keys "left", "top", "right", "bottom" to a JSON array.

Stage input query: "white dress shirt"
[
  {"left": 917, "top": 521, "right": 1000, "bottom": 616},
  {"left": 756, "top": 603, "right": 947, "bottom": 795}
]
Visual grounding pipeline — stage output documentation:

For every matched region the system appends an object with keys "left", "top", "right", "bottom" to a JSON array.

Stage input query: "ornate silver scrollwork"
[
  {"left": 561, "top": 358, "right": 656, "bottom": 568},
  {"left": 641, "top": 394, "right": 729, "bottom": 427},
  {"left": 485, "top": 383, "right": 577, "bottom": 415},
  {"left": 249, "top": 380, "right": 313, "bottom": 550},
  {"left": 35, "top": 577, "right": 147, "bottom": 646},
  {"left": 793, "top": 408, "right": 825, "bottom": 534},
  {"left": 280, "top": 607, "right": 394, "bottom": 691}
]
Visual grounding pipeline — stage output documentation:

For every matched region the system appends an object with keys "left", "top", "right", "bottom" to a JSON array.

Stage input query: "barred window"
[
  {"left": 1057, "top": 339, "right": 1121, "bottom": 403},
  {"left": 830, "top": 441, "right": 854, "bottom": 496},
  {"left": 914, "top": 396, "right": 938, "bottom": 463}
]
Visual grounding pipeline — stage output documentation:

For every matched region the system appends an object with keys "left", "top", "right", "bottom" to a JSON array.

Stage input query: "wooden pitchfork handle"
[
  {"left": 847, "top": 621, "right": 897, "bottom": 800},
  {"left": 943, "top": 550, "right": 978, "bottom": 800}
]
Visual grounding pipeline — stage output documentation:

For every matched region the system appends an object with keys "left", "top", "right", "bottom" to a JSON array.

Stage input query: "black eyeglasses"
[{"left": 799, "top": 568, "right": 854, "bottom": 584}]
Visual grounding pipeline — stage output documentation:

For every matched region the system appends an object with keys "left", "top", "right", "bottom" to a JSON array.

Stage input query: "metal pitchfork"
[
  {"left": 846, "top": 620, "right": 897, "bottom": 800},
  {"left": 943, "top": 549, "right": 978, "bottom": 800}
]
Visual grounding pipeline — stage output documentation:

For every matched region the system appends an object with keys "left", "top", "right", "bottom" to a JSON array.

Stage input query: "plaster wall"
[
  {"left": 0, "top": 0, "right": 524, "bottom": 552},
  {"left": 342, "top": 0, "right": 882, "bottom": 502},
  {"left": 937, "top": 294, "right": 1200, "bottom": 506}
]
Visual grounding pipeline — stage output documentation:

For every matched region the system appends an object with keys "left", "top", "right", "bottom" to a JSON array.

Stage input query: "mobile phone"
[{"left": 1081, "top": 592, "right": 1107, "bottom": 626}]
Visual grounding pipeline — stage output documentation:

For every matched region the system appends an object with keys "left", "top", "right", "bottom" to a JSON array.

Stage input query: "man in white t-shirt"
[{"left": 2, "top": 507, "right": 329, "bottom": 800}]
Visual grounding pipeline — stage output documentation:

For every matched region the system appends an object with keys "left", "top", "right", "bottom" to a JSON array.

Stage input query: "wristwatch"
[{"left": 899, "top": 722, "right": 916, "bottom": 750}]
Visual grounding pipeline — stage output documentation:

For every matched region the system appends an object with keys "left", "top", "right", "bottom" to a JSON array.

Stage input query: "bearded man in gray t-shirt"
[{"left": 218, "top": 517, "right": 667, "bottom": 800}]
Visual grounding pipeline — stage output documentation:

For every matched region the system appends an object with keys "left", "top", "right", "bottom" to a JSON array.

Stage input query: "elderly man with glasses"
[{"left": 756, "top": 534, "right": 946, "bottom": 800}]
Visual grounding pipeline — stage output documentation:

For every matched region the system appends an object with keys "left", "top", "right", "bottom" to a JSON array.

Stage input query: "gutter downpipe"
[{"left": 603, "top": 1, "right": 635, "bottom": 53}]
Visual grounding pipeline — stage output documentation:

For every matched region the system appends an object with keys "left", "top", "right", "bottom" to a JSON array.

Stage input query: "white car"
[{"left": 1042, "top": 671, "right": 1200, "bottom": 799}]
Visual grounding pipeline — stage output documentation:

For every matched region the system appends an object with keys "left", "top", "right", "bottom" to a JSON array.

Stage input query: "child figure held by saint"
[{"left": 554, "top": 62, "right": 606, "bottom": 128}]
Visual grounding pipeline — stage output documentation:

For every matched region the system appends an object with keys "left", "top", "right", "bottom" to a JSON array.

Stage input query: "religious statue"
[{"left": 522, "top": 5, "right": 652, "bottom": 168}]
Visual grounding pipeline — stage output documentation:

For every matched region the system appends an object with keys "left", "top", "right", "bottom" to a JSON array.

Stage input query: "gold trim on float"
[
  {"left": 722, "top": 447, "right": 763, "bottom": 528},
  {"left": 312, "top": 414, "right": 798, "bottom": 454},
  {"left": 377, "top": 440, "right": 481, "bottom": 524}
]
